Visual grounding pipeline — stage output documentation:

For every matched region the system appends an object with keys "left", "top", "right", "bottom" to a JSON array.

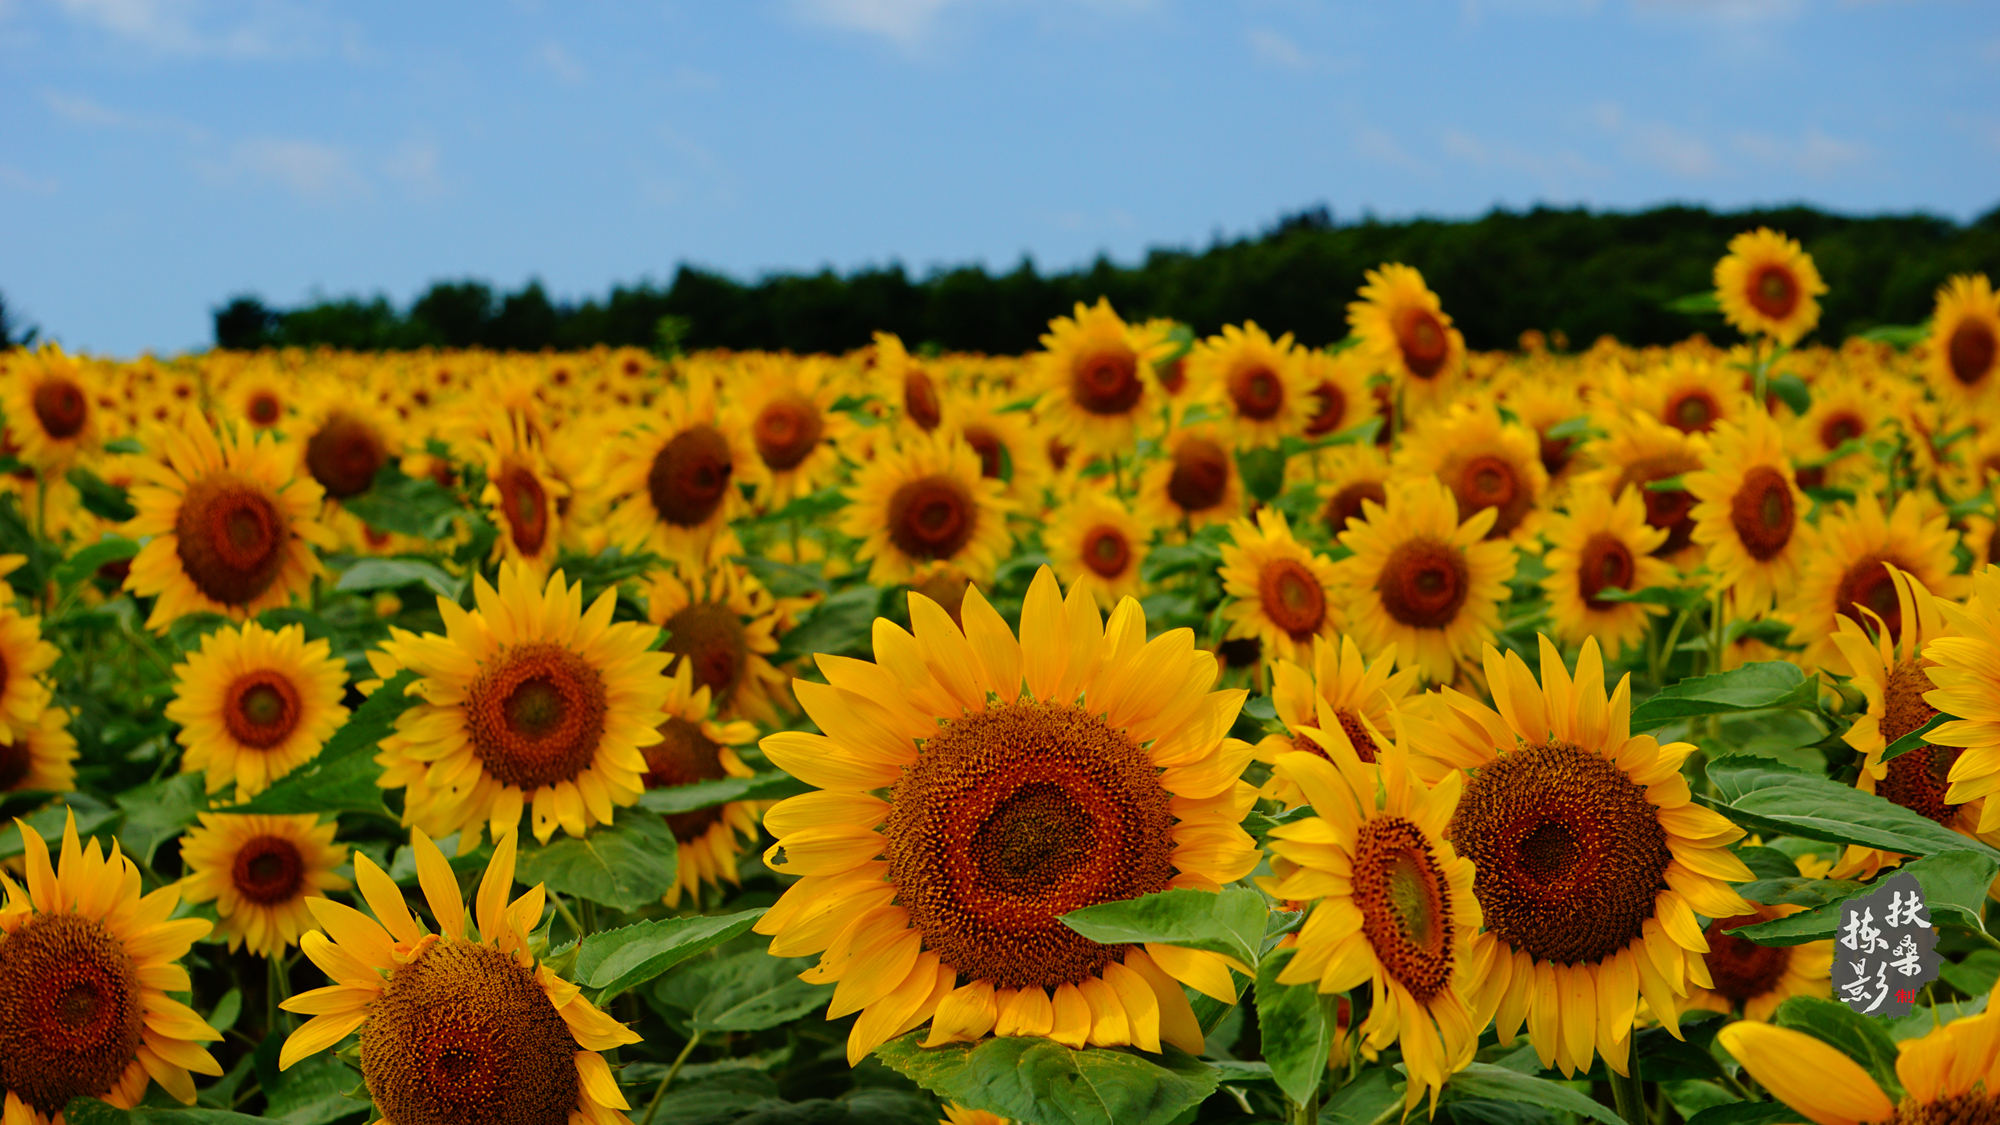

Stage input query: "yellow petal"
[
  {"left": 353, "top": 853, "right": 421, "bottom": 944},
  {"left": 410, "top": 829, "right": 466, "bottom": 939},
  {"left": 1716, "top": 1022, "right": 1894, "bottom": 1125},
  {"left": 279, "top": 1012, "right": 367, "bottom": 1071}
]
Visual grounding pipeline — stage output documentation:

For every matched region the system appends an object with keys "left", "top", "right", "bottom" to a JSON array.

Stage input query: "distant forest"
[{"left": 212, "top": 202, "right": 2000, "bottom": 355}]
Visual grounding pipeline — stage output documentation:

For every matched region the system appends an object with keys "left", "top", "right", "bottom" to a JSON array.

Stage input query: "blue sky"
[{"left": 4, "top": 0, "right": 1997, "bottom": 356}]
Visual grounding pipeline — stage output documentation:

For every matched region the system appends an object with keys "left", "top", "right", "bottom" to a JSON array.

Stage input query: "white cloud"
[
  {"left": 538, "top": 41, "right": 585, "bottom": 83},
  {"left": 1593, "top": 101, "right": 1716, "bottom": 178},
  {"left": 1733, "top": 126, "right": 1867, "bottom": 177},
  {"left": 1355, "top": 127, "right": 1431, "bottom": 175},
  {"left": 216, "top": 137, "right": 369, "bottom": 202},
  {"left": 1246, "top": 26, "right": 1307, "bottom": 69},
  {"left": 791, "top": 0, "right": 958, "bottom": 49},
  {"left": 1441, "top": 127, "right": 1607, "bottom": 192},
  {"left": 50, "top": 0, "right": 330, "bottom": 58}
]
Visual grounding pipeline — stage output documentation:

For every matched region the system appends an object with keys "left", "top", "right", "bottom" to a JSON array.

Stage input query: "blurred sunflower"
[
  {"left": 1540, "top": 485, "right": 1673, "bottom": 660},
  {"left": 1924, "top": 273, "right": 2000, "bottom": 408},
  {"left": 1044, "top": 487, "right": 1148, "bottom": 609},
  {"left": 1924, "top": 566, "right": 2000, "bottom": 835},
  {"left": 873, "top": 332, "right": 948, "bottom": 434},
  {"left": 1678, "top": 905, "right": 1832, "bottom": 1021},
  {"left": 739, "top": 354, "right": 853, "bottom": 509},
  {"left": 1188, "top": 322, "right": 1308, "bottom": 449},
  {"left": 1714, "top": 227, "right": 1826, "bottom": 345},
  {"left": 643, "top": 540, "right": 794, "bottom": 725},
  {"left": 1499, "top": 377, "right": 1588, "bottom": 499},
  {"left": 166, "top": 619, "right": 350, "bottom": 798},
  {"left": 1313, "top": 444, "right": 1393, "bottom": 542},
  {"left": 0, "top": 811, "right": 221, "bottom": 1124},
  {"left": 177, "top": 812, "right": 349, "bottom": 958},
  {"left": 294, "top": 385, "right": 402, "bottom": 503},
  {"left": 1, "top": 345, "right": 103, "bottom": 470},
  {"left": 371, "top": 562, "right": 671, "bottom": 846},
  {"left": 1575, "top": 412, "right": 1708, "bottom": 567},
  {"left": 224, "top": 363, "right": 292, "bottom": 433},
  {"left": 755, "top": 569, "right": 1261, "bottom": 1064},
  {"left": 0, "top": 583, "right": 57, "bottom": 745},
  {"left": 949, "top": 386, "right": 1049, "bottom": 506},
  {"left": 1634, "top": 355, "right": 1750, "bottom": 437},
  {"left": 1431, "top": 638, "right": 1753, "bottom": 1077},
  {"left": 602, "top": 380, "right": 760, "bottom": 566},
  {"left": 1296, "top": 347, "right": 1376, "bottom": 443},
  {"left": 1265, "top": 748, "right": 1481, "bottom": 1113},
  {"left": 1335, "top": 476, "right": 1516, "bottom": 684},
  {"left": 1686, "top": 411, "right": 1807, "bottom": 615},
  {"left": 123, "top": 417, "right": 333, "bottom": 631},
  {"left": 278, "top": 829, "right": 640, "bottom": 1125},
  {"left": 841, "top": 430, "right": 1015, "bottom": 587},
  {"left": 641, "top": 662, "right": 765, "bottom": 908},
  {"left": 1784, "top": 369, "right": 1886, "bottom": 492},
  {"left": 1135, "top": 423, "right": 1243, "bottom": 532},
  {"left": 476, "top": 410, "right": 569, "bottom": 577},
  {"left": 1348, "top": 264, "right": 1465, "bottom": 416},
  {"left": 1395, "top": 400, "right": 1548, "bottom": 542},
  {"left": 1782, "top": 493, "right": 1961, "bottom": 669},
  {"left": 1219, "top": 508, "right": 1343, "bottom": 668},
  {"left": 1254, "top": 635, "right": 1421, "bottom": 806},
  {"left": 0, "top": 705, "right": 75, "bottom": 796},
  {"left": 1031, "top": 299, "right": 1170, "bottom": 457}
]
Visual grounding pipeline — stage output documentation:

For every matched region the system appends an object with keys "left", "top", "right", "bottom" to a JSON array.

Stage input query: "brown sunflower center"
[
  {"left": 1538, "top": 430, "right": 1575, "bottom": 478},
  {"left": 1894, "top": 1093, "right": 2000, "bottom": 1125},
  {"left": 361, "top": 938, "right": 581, "bottom": 1125},
  {"left": 463, "top": 643, "right": 608, "bottom": 792},
  {"left": 1703, "top": 911, "right": 1792, "bottom": 1003},
  {"left": 1451, "top": 454, "right": 1529, "bottom": 539},
  {"left": 1258, "top": 559, "right": 1326, "bottom": 640},
  {"left": 1155, "top": 356, "right": 1187, "bottom": 396},
  {"left": 174, "top": 473, "right": 289, "bottom": 608},
  {"left": 223, "top": 671, "right": 304, "bottom": 750},
  {"left": 247, "top": 391, "right": 283, "bottom": 426},
  {"left": 1081, "top": 525, "right": 1130, "bottom": 579},
  {"left": 1449, "top": 740, "right": 1673, "bottom": 965},
  {"left": 1229, "top": 365, "right": 1285, "bottom": 421},
  {"left": 231, "top": 834, "right": 307, "bottom": 905},
  {"left": 1835, "top": 558, "right": 1903, "bottom": 641},
  {"left": 32, "top": 379, "right": 88, "bottom": 440},
  {"left": 1166, "top": 438, "right": 1231, "bottom": 514},
  {"left": 496, "top": 462, "right": 550, "bottom": 556},
  {"left": 643, "top": 716, "right": 730, "bottom": 843},
  {"left": 1728, "top": 465, "right": 1795, "bottom": 561},
  {"left": 1949, "top": 321, "right": 1998, "bottom": 388},
  {"left": 1377, "top": 537, "right": 1470, "bottom": 630},
  {"left": 1336, "top": 709, "right": 1381, "bottom": 762},
  {"left": 0, "top": 727, "right": 31, "bottom": 790},
  {"left": 1073, "top": 347, "right": 1142, "bottom": 415},
  {"left": 646, "top": 425, "right": 734, "bottom": 528},
  {"left": 1665, "top": 389, "right": 1720, "bottom": 435},
  {"left": 305, "top": 413, "right": 388, "bottom": 499},
  {"left": 963, "top": 426, "right": 1005, "bottom": 480},
  {"left": 886, "top": 700, "right": 1176, "bottom": 991},
  {"left": 887, "top": 475, "right": 976, "bottom": 562},
  {"left": 1304, "top": 383, "right": 1346, "bottom": 437},
  {"left": 904, "top": 370, "right": 942, "bottom": 431},
  {"left": 1748, "top": 265, "right": 1799, "bottom": 321},
  {"left": 754, "top": 395, "right": 824, "bottom": 471},
  {"left": 1616, "top": 453, "right": 1701, "bottom": 556},
  {"left": 1396, "top": 309, "right": 1449, "bottom": 380},
  {"left": 1577, "top": 533, "right": 1637, "bottom": 611},
  {"left": 1323, "top": 480, "right": 1386, "bottom": 538},
  {"left": 1821, "top": 412, "right": 1865, "bottom": 450},
  {"left": 1877, "top": 659, "right": 1961, "bottom": 826},
  {"left": 0, "top": 913, "right": 147, "bottom": 1116},
  {"left": 661, "top": 601, "right": 748, "bottom": 707},
  {"left": 910, "top": 570, "right": 970, "bottom": 627},
  {"left": 1351, "top": 816, "right": 1454, "bottom": 1002}
]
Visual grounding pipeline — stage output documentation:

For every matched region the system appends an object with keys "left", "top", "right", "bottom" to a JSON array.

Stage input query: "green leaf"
[
  {"left": 660, "top": 950, "right": 832, "bottom": 1033},
  {"left": 1060, "top": 886, "right": 1265, "bottom": 972},
  {"left": 1772, "top": 996, "right": 1903, "bottom": 1099},
  {"left": 342, "top": 468, "right": 466, "bottom": 539},
  {"left": 733, "top": 554, "right": 829, "bottom": 598},
  {"left": 1706, "top": 758, "right": 2000, "bottom": 866},
  {"left": 0, "top": 802, "right": 123, "bottom": 861},
  {"left": 1440, "top": 1063, "right": 1622, "bottom": 1125},
  {"left": 1766, "top": 371, "right": 1812, "bottom": 415},
  {"left": 1255, "top": 948, "right": 1335, "bottom": 1105},
  {"left": 635, "top": 771, "right": 809, "bottom": 815},
  {"left": 1859, "top": 323, "right": 1930, "bottom": 350},
  {"left": 1939, "top": 950, "right": 2000, "bottom": 997},
  {"left": 207, "top": 988, "right": 242, "bottom": 1035},
  {"left": 1880, "top": 712, "right": 1953, "bottom": 764},
  {"left": 1736, "top": 876, "right": 1867, "bottom": 907},
  {"left": 54, "top": 537, "right": 139, "bottom": 588},
  {"left": 261, "top": 1050, "right": 367, "bottom": 1125},
  {"left": 222, "top": 670, "right": 422, "bottom": 818},
  {"left": 1686, "top": 1104, "right": 1800, "bottom": 1125},
  {"left": 1736, "top": 846, "right": 1799, "bottom": 879},
  {"left": 773, "top": 584, "right": 883, "bottom": 662},
  {"left": 61, "top": 1103, "right": 276, "bottom": 1125},
  {"left": 115, "top": 772, "right": 206, "bottom": 866},
  {"left": 1236, "top": 446, "right": 1287, "bottom": 503},
  {"left": 514, "top": 813, "right": 683, "bottom": 912},
  {"left": 1666, "top": 291, "right": 1722, "bottom": 314},
  {"left": 334, "top": 557, "right": 462, "bottom": 600},
  {"left": 66, "top": 467, "right": 135, "bottom": 522},
  {"left": 573, "top": 908, "right": 768, "bottom": 1001},
  {"left": 1630, "top": 663, "right": 1819, "bottom": 731},
  {"left": 1886, "top": 996, "right": 1986, "bottom": 1040},
  {"left": 1732, "top": 851, "right": 1999, "bottom": 945},
  {"left": 1321, "top": 1065, "right": 1407, "bottom": 1125},
  {"left": 871, "top": 1033, "right": 1222, "bottom": 1125}
]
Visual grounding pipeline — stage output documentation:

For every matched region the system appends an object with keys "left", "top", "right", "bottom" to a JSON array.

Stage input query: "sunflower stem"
[
  {"left": 642, "top": 1030, "right": 702, "bottom": 1125},
  {"left": 1609, "top": 1043, "right": 1647, "bottom": 1125},
  {"left": 550, "top": 889, "right": 586, "bottom": 943},
  {"left": 267, "top": 954, "right": 288, "bottom": 1038}
]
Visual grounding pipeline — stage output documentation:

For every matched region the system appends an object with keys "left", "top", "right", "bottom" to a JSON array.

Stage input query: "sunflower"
[
  {"left": 948, "top": 386, "right": 1050, "bottom": 506},
  {"left": 370, "top": 562, "right": 671, "bottom": 846},
  {"left": 1785, "top": 369, "right": 1888, "bottom": 492},
  {"left": 1686, "top": 411, "right": 1807, "bottom": 616},
  {"left": 476, "top": 410, "right": 570, "bottom": 577},
  {"left": 841, "top": 430, "right": 1015, "bottom": 587},
  {"left": 1677, "top": 904, "right": 1832, "bottom": 1021},
  {"left": 1782, "top": 493, "right": 1962, "bottom": 670},
  {"left": 1394, "top": 400, "right": 1549, "bottom": 542},
  {"left": 1574, "top": 412, "right": 1709, "bottom": 568},
  {"left": 177, "top": 812, "right": 350, "bottom": 958},
  {"left": 1632, "top": 355, "right": 1751, "bottom": 437},
  {"left": 0, "top": 593, "right": 57, "bottom": 746},
  {"left": 738, "top": 354, "right": 853, "bottom": 509},
  {"left": 1218, "top": 508, "right": 1343, "bottom": 668},
  {"left": 121, "top": 417, "right": 333, "bottom": 631},
  {"left": 1044, "top": 486, "right": 1148, "bottom": 610},
  {"left": 1134, "top": 423, "right": 1244, "bottom": 532},
  {"left": 754, "top": 568, "right": 1263, "bottom": 1065},
  {"left": 1311, "top": 444, "right": 1394, "bottom": 543},
  {"left": 1334, "top": 476, "right": 1516, "bottom": 684},
  {"left": 1, "top": 345, "right": 102, "bottom": 469},
  {"left": 0, "top": 811, "right": 221, "bottom": 1124},
  {"left": 1925, "top": 274, "right": 2000, "bottom": 408},
  {"left": 1540, "top": 485, "right": 1675, "bottom": 660},
  {"left": 1923, "top": 565, "right": 2000, "bottom": 835},
  {"left": 642, "top": 540, "right": 794, "bottom": 725},
  {"left": 0, "top": 705, "right": 76, "bottom": 795},
  {"left": 278, "top": 828, "right": 640, "bottom": 1125},
  {"left": 165, "top": 620, "right": 350, "bottom": 799},
  {"left": 1030, "top": 299, "right": 1171, "bottom": 458},
  {"left": 225, "top": 364, "right": 292, "bottom": 432},
  {"left": 601, "top": 379, "right": 761, "bottom": 566},
  {"left": 943, "top": 1106, "right": 1008, "bottom": 1125},
  {"left": 1714, "top": 227, "right": 1827, "bottom": 346},
  {"left": 1348, "top": 264, "right": 1465, "bottom": 417},
  {"left": 1253, "top": 635, "right": 1423, "bottom": 806},
  {"left": 874, "top": 332, "right": 949, "bottom": 435},
  {"left": 641, "top": 662, "right": 765, "bottom": 908},
  {"left": 1296, "top": 347, "right": 1377, "bottom": 444},
  {"left": 1188, "top": 322, "right": 1309, "bottom": 449},
  {"left": 1718, "top": 984, "right": 2000, "bottom": 1125},
  {"left": 294, "top": 384, "right": 403, "bottom": 504},
  {"left": 1429, "top": 637, "right": 1754, "bottom": 1077}
]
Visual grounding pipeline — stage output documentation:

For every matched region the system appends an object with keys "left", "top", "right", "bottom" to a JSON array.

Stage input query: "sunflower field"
[{"left": 2, "top": 229, "right": 2000, "bottom": 1125}]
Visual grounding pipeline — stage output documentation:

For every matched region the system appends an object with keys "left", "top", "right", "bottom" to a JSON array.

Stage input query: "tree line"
[{"left": 210, "top": 201, "right": 2000, "bottom": 355}]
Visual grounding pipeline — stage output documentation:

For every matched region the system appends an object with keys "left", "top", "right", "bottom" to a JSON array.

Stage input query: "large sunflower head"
[
  {"left": 1714, "top": 227, "right": 1827, "bottom": 346},
  {"left": 476, "top": 409, "right": 571, "bottom": 578},
  {"left": 1218, "top": 508, "right": 1343, "bottom": 668},
  {"left": 1686, "top": 410, "right": 1807, "bottom": 616},
  {"left": 1347, "top": 263, "right": 1466, "bottom": 415},
  {"left": 755, "top": 568, "right": 1262, "bottom": 1064},
  {"left": 1253, "top": 634, "right": 1423, "bottom": 804},
  {"left": 1044, "top": 486, "right": 1148, "bottom": 610},
  {"left": 1924, "top": 273, "right": 2000, "bottom": 407},
  {"left": 1574, "top": 411, "right": 1709, "bottom": 568},
  {"left": 0, "top": 811, "right": 221, "bottom": 1124},
  {"left": 165, "top": 619, "right": 351, "bottom": 798},
  {"left": 1783, "top": 492, "right": 1963, "bottom": 670},
  {"left": 1334, "top": 475, "right": 1517, "bottom": 684},
  {"left": 1134, "top": 423, "right": 1245, "bottom": 532},
  {"left": 1393, "top": 398, "right": 1550, "bottom": 542},
  {"left": 121, "top": 416, "right": 335, "bottom": 632},
  {"left": 641, "top": 661, "right": 765, "bottom": 908},
  {"left": 1, "top": 345, "right": 103, "bottom": 470},
  {"left": 840, "top": 430, "right": 1016, "bottom": 588},
  {"left": 1431, "top": 637, "right": 1754, "bottom": 1077},
  {"left": 370, "top": 561, "right": 672, "bottom": 846},
  {"left": 601, "top": 380, "right": 762, "bottom": 567},
  {"left": 1030, "top": 299, "right": 1171, "bottom": 457},
  {"left": 279, "top": 828, "right": 641, "bottom": 1125},
  {"left": 1539, "top": 484, "right": 1675, "bottom": 661},
  {"left": 176, "top": 812, "right": 350, "bottom": 957},
  {"left": 641, "top": 533, "right": 795, "bottom": 726},
  {"left": 1188, "top": 322, "right": 1309, "bottom": 449}
]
